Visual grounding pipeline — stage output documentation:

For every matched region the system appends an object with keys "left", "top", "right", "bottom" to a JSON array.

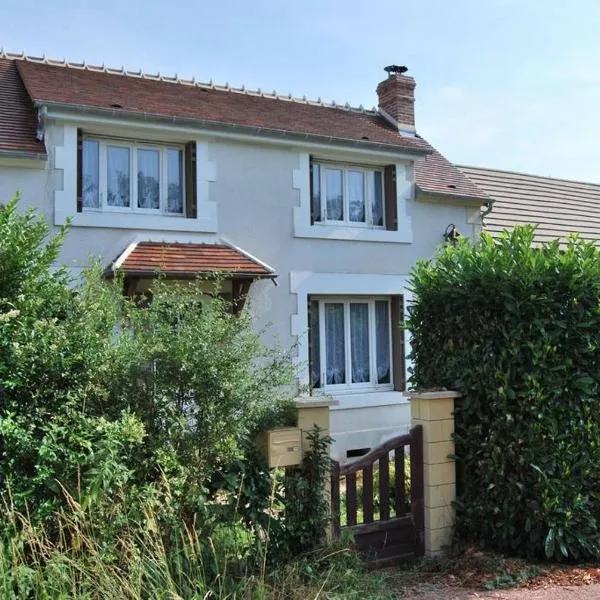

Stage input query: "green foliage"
[
  {"left": 0, "top": 194, "right": 69, "bottom": 303},
  {"left": 283, "top": 426, "right": 333, "bottom": 556},
  {"left": 409, "top": 226, "right": 600, "bottom": 560},
  {"left": 0, "top": 496, "right": 387, "bottom": 600},
  {"left": 0, "top": 195, "right": 295, "bottom": 534},
  {"left": 483, "top": 565, "right": 542, "bottom": 591},
  {"left": 0, "top": 196, "right": 346, "bottom": 596}
]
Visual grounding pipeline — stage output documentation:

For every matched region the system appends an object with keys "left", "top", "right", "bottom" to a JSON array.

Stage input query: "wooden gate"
[{"left": 331, "top": 425, "right": 424, "bottom": 567}]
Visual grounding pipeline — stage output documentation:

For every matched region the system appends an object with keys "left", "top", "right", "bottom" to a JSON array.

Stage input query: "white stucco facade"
[{"left": 1, "top": 113, "right": 481, "bottom": 463}]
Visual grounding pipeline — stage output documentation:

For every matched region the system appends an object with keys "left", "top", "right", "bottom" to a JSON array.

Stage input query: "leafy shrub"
[
  {"left": 283, "top": 426, "right": 333, "bottom": 556},
  {"left": 0, "top": 195, "right": 342, "bottom": 593},
  {"left": 409, "top": 226, "right": 600, "bottom": 560},
  {"left": 0, "top": 195, "right": 295, "bottom": 537}
]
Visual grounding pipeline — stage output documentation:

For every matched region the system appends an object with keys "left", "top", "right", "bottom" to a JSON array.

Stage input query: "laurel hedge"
[{"left": 408, "top": 226, "right": 600, "bottom": 560}]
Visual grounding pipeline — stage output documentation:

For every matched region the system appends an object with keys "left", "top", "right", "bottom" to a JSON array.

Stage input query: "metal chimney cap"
[{"left": 384, "top": 65, "right": 408, "bottom": 77}]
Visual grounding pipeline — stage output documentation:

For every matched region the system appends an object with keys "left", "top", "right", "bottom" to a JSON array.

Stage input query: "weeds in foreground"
[{"left": 0, "top": 488, "right": 397, "bottom": 600}]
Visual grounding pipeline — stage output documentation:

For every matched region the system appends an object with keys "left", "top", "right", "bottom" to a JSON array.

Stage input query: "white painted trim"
[
  {"left": 290, "top": 272, "right": 414, "bottom": 389},
  {"left": 330, "top": 391, "right": 410, "bottom": 410},
  {"left": 293, "top": 223, "right": 412, "bottom": 243},
  {"left": 54, "top": 125, "right": 78, "bottom": 225},
  {"left": 219, "top": 235, "right": 276, "bottom": 274},
  {"left": 57, "top": 211, "right": 218, "bottom": 232},
  {"left": 292, "top": 152, "right": 414, "bottom": 243},
  {"left": 0, "top": 156, "right": 47, "bottom": 169},
  {"left": 116, "top": 232, "right": 220, "bottom": 244},
  {"left": 53, "top": 126, "right": 217, "bottom": 232},
  {"left": 195, "top": 140, "right": 218, "bottom": 231},
  {"left": 45, "top": 109, "right": 425, "bottom": 162},
  {"left": 112, "top": 239, "right": 139, "bottom": 270}
]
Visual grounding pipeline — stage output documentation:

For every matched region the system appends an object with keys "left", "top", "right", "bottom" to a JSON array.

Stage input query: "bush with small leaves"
[{"left": 409, "top": 226, "right": 600, "bottom": 560}]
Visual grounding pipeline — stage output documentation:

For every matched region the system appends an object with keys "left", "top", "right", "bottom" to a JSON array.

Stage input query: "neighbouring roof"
[
  {"left": 460, "top": 165, "right": 600, "bottom": 244},
  {"left": 109, "top": 241, "right": 276, "bottom": 278},
  {"left": 0, "top": 58, "right": 46, "bottom": 156}
]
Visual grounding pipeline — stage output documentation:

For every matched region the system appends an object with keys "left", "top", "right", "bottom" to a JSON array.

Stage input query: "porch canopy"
[{"left": 106, "top": 240, "right": 276, "bottom": 309}]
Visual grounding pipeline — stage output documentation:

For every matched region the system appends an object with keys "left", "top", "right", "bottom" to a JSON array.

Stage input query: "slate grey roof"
[{"left": 459, "top": 165, "right": 600, "bottom": 244}]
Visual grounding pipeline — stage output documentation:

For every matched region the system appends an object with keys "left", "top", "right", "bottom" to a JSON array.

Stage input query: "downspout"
[
  {"left": 468, "top": 198, "right": 495, "bottom": 236},
  {"left": 481, "top": 198, "right": 494, "bottom": 223}
]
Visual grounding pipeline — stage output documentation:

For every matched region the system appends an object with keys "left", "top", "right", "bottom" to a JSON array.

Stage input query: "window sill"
[
  {"left": 329, "top": 391, "right": 409, "bottom": 410},
  {"left": 55, "top": 209, "right": 218, "bottom": 233},
  {"left": 294, "top": 222, "right": 412, "bottom": 243}
]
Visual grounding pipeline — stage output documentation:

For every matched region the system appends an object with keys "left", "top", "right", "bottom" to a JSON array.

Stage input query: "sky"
[{"left": 2, "top": 0, "right": 600, "bottom": 182}]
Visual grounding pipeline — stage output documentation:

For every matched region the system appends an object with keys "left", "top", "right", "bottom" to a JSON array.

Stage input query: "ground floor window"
[{"left": 309, "top": 296, "right": 400, "bottom": 392}]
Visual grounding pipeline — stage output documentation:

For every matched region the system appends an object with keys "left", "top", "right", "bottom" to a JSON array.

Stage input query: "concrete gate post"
[{"left": 408, "top": 390, "right": 461, "bottom": 557}]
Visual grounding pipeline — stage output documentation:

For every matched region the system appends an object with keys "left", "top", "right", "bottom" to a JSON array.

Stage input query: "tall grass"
[{"left": 0, "top": 489, "right": 382, "bottom": 600}]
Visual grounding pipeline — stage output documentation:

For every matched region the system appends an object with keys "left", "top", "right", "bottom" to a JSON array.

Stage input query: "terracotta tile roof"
[
  {"left": 460, "top": 165, "right": 600, "bottom": 244},
  {"left": 1, "top": 53, "right": 490, "bottom": 205},
  {"left": 14, "top": 58, "right": 430, "bottom": 154},
  {"left": 112, "top": 241, "right": 275, "bottom": 278},
  {"left": 0, "top": 58, "right": 46, "bottom": 156},
  {"left": 415, "top": 143, "right": 489, "bottom": 202}
]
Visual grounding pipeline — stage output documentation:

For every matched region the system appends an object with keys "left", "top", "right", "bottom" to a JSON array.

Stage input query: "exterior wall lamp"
[{"left": 443, "top": 223, "right": 461, "bottom": 245}]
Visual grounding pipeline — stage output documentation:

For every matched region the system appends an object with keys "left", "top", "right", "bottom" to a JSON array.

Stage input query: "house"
[
  {"left": 0, "top": 52, "right": 489, "bottom": 461},
  {"left": 460, "top": 165, "right": 600, "bottom": 244}
]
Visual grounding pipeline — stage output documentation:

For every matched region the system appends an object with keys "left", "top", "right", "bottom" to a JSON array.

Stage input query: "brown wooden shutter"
[
  {"left": 76, "top": 129, "right": 83, "bottom": 212},
  {"left": 309, "top": 156, "right": 315, "bottom": 225},
  {"left": 384, "top": 165, "right": 397, "bottom": 231},
  {"left": 390, "top": 294, "right": 406, "bottom": 391},
  {"left": 307, "top": 294, "right": 314, "bottom": 392},
  {"left": 185, "top": 141, "right": 197, "bottom": 219}
]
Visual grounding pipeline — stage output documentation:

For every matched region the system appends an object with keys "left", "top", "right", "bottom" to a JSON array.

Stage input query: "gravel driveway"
[{"left": 404, "top": 584, "right": 600, "bottom": 599}]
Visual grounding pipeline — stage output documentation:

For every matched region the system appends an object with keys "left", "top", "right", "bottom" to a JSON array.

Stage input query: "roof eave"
[
  {"left": 0, "top": 148, "right": 47, "bottom": 162},
  {"left": 105, "top": 268, "right": 276, "bottom": 280},
  {"left": 415, "top": 187, "right": 490, "bottom": 206},
  {"left": 36, "top": 100, "right": 431, "bottom": 157}
]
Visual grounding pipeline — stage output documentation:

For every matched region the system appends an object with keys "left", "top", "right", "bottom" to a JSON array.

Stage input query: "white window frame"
[
  {"left": 314, "top": 162, "right": 385, "bottom": 229},
  {"left": 83, "top": 137, "right": 186, "bottom": 216},
  {"left": 312, "top": 296, "right": 393, "bottom": 394}
]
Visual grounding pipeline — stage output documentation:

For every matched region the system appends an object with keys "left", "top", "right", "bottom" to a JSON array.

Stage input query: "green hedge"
[{"left": 409, "top": 226, "right": 600, "bottom": 560}]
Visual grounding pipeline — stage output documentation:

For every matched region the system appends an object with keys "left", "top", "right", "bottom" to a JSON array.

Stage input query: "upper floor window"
[
  {"left": 293, "top": 156, "right": 411, "bottom": 242},
  {"left": 311, "top": 162, "right": 385, "bottom": 228},
  {"left": 81, "top": 138, "right": 184, "bottom": 214},
  {"left": 77, "top": 131, "right": 198, "bottom": 219}
]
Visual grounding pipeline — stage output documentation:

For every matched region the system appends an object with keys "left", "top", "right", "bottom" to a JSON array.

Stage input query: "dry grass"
[{"left": 0, "top": 490, "right": 397, "bottom": 600}]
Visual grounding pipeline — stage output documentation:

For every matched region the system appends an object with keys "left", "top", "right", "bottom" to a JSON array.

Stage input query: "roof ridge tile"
[{"left": 0, "top": 48, "right": 375, "bottom": 115}]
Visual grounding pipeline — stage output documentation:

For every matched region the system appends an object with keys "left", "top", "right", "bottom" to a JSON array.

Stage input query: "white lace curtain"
[
  {"left": 325, "top": 303, "right": 346, "bottom": 384},
  {"left": 350, "top": 303, "right": 370, "bottom": 382},
  {"left": 318, "top": 300, "right": 391, "bottom": 387},
  {"left": 82, "top": 140, "right": 99, "bottom": 208},
  {"left": 137, "top": 149, "right": 160, "bottom": 209},
  {"left": 107, "top": 146, "right": 131, "bottom": 207}
]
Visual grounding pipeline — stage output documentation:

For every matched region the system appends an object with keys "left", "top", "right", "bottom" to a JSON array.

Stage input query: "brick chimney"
[{"left": 376, "top": 65, "right": 416, "bottom": 135}]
